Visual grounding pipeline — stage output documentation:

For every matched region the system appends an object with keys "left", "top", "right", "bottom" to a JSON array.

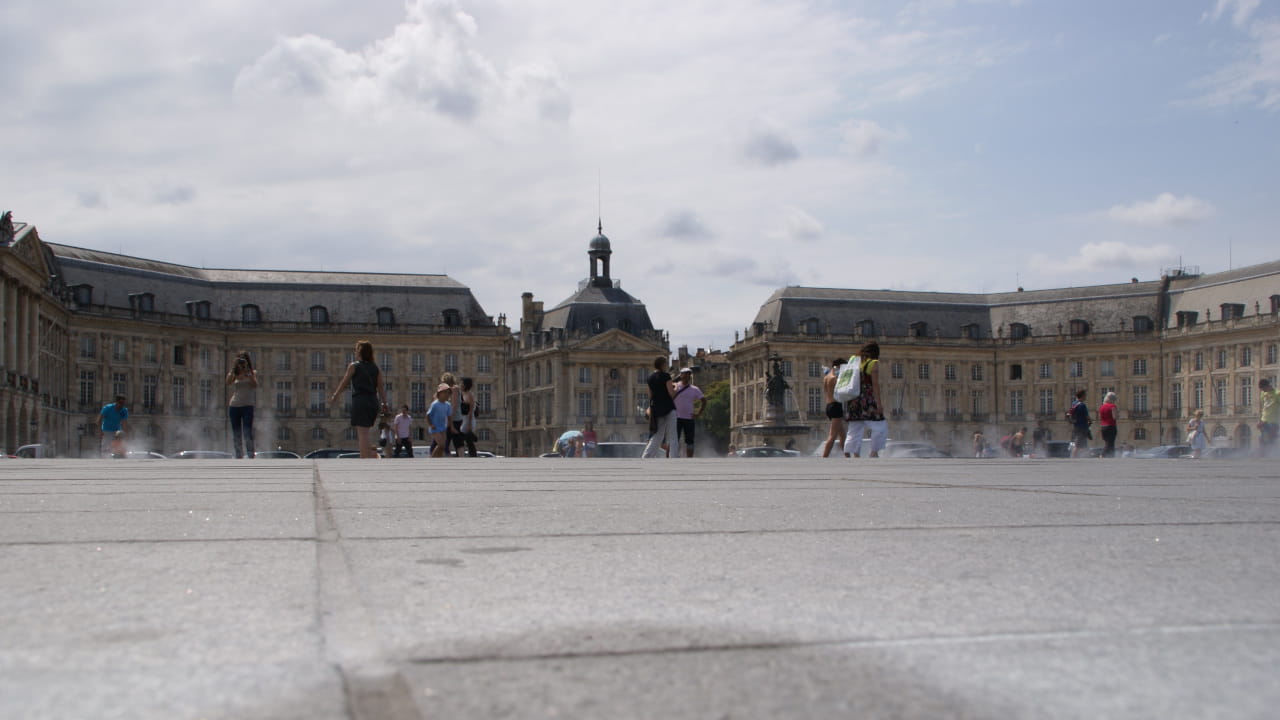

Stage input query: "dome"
[{"left": 590, "top": 232, "right": 611, "bottom": 253}]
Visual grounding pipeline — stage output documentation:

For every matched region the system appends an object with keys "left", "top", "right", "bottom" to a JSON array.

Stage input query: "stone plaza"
[{"left": 2, "top": 457, "right": 1278, "bottom": 719}]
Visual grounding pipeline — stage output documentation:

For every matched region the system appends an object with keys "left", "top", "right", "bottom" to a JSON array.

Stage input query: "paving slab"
[{"left": 1, "top": 458, "right": 1278, "bottom": 719}]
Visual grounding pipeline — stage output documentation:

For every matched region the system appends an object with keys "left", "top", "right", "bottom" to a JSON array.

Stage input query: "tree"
[{"left": 701, "top": 380, "right": 731, "bottom": 452}]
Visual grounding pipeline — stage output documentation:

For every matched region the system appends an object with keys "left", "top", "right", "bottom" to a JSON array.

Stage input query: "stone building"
[
  {"left": 0, "top": 213, "right": 73, "bottom": 455},
  {"left": 2, "top": 213, "right": 510, "bottom": 457},
  {"left": 506, "top": 224, "right": 669, "bottom": 456},
  {"left": 731, "top": 262, "right": 1280, "bottom": 454}
]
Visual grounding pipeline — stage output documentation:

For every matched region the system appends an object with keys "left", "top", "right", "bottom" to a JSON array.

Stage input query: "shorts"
[
  {"left": 677, "top": 417, "right": 696, "bottom": 446},
  {"left": 1071, "top": 426, "right": 1091, "bottom": 446},
  {"left": 825, "top": 401, "right": 844, "bottom": 420},
  {"left": 350, "top": 394, "right": 379, "bottom": 428}
]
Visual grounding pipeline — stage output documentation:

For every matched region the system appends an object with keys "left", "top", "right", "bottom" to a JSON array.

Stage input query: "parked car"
[
  {"left": 592, "top": 442, "right": 647, "bottom": 458},
  {"left": 1130, "top": 445, "right": 1192, "bottom": 459},
  {"left": 125, "top": 450, "right": 168, "bottom": 459},
  {"left": 171, "top": 450, "right": 235, "bottom": 459},
  {"left": 882, "top": 441, "right": 949, "bottom": 458},
  {"left": 256, "top": 450, "right": 301, "bottom": 459},
  {"left": 14, "top": 444, "right": 50, "bottom": 458},
  {"left": 735, "top": 446, "right": 797, "bottom": 458},
  {"left": 303, "top": 448, "right": 360, "bottom": 459},
  {"left": 1201, "top": 446, "right": 1245, "bottom": 459}
]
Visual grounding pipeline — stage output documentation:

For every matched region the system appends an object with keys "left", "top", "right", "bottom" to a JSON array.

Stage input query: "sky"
[{"left": 2, "top": 0, "right": 1278, "bottom": 352}]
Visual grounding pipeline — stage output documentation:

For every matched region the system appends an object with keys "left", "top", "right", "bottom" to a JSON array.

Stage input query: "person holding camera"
[{"left": 226, "top": 351, "right": 259, "bottom": 458}]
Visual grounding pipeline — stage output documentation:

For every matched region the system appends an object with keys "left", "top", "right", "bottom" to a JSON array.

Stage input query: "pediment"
[{"left": 573, "top": 328, "right": 665, "bottom": 353}]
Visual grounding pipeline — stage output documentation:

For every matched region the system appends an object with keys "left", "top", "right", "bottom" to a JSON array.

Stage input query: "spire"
[{"left": 589, "top": 221, "right": 613, "bottom": 287}]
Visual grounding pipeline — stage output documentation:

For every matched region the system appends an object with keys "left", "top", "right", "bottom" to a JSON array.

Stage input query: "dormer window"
[
  {"left": 802, "top": 317, "right": 820, "bottom": 334},
  {"left": 1270, "top": 295, "right": 1280, "bottom": 314},
  {"left": 310, "top": 306, "right": 330, "bottom": 327},
  {"left": 1220, "top": 303, "right": 1245, "bottom": 320},
  {"left": 1132, "top": 315, "right": 1154, "bottom": 334},
  {"left": 376, "top": 307, "right": 396, "bottom": 327},
  {"left": 129, "top": 292, "right": 155, "bottom": 313},
  {"left": 619, "top": 319, "right": 632, "bottom": 333},
  {"left": 857, "top": 319, "right": 876, "bottom": 336},
  {"left": 591, "top": 318, "right": 604, "bottom": 334},
  {"left": 441, "top": 309, "right": 461, "bottom": 327},
  {"left": 1069, "top": 319, "right": 1090, "bottom": 336},
  {"left": 185, "top": 300, "right": 211, "bottom": 320},
  {"left": 1009, "top": 323, "right": 1029, "bottom": 341},
  {"left": 1176, "top": 311, "right": 1198, "bottom": 327},
  {"left": 962, "top": 323, "right": 982, "bottom": 340},
  {"left": 909, "top": 321, "right": 928, "bottom": 338},
  {"left": 241, "top": 304, "right": 262, "bottom": 327},
  {"left": 72, "top": 284, "right": 93, "bottom": 306}
]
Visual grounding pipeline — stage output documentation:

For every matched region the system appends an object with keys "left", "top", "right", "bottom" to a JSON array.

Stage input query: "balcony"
[
  {"left": 1129, "top": 410, "right": 1152, "bottom": 419},
  {"left": 916, "top": 412, "right": 938, "bottom": 422}
]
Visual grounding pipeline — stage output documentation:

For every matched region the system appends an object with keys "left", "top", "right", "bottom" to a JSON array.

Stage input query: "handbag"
[{"left": 833, "top": 356, "right": 861, "bottom": 402}]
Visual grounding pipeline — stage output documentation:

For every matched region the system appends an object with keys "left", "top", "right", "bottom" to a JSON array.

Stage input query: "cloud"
[
  {"left": 740, "top": 123, "right": 800, "bottom": 166},
  {"left": 659, "top": 210, "right": 712, "bottom": 241},
  {"left": 770, "top": 206, "right": 824, "bottom": 242},
  {"left": 1106, "top": 193, "right": 1214, "bottom": 226},
  {"left": 1193, "top": 6, "right": 1280, "bottom": 111},
  {"left": 840, "top": 119, "right": 903, "bottom": 158},
  {"left": 1030, "top": 242, "right": 1179, "bottom": 274},
  {"left": 1210, "top": 0, "right": 1262, "bottom": 27},
  {"left": 152, "top": 183, "right": 197, "bottom": 206}
]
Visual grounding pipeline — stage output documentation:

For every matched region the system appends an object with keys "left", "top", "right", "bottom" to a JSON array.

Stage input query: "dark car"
[
  {"left": 1043, "top": 441, "right": 1073, "bottom": 458},
  {"left": 303, "top": 448, "right": 360, "bottom": 459},
  {"left": 256, "top": 450, "right": 302, "bottom": 459},
  {"left": 171, "top": 450, "right": 235, "bottom": 459}
]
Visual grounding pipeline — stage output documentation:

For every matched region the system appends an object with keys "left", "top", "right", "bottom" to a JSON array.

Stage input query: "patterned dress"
[{"left": 846, "top": 358, "right": 884, "bottom": 422}]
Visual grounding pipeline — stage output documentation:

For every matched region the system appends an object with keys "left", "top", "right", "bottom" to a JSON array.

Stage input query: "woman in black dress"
[{"left": 328, "top": 340, "right": 388, "bottom": 458}]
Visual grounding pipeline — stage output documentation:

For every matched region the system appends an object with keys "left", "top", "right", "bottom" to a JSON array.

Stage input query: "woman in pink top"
[{"left": 1098, "top": 391, "right": 1118, "bottom": 457}]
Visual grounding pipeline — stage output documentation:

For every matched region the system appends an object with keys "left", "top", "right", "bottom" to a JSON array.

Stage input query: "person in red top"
[{"left": 1098, "top": 391, "right": 1118, "bottom": 457}]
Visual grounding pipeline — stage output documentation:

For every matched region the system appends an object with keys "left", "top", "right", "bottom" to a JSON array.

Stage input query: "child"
[
  {"left": 427, "top": 384, "right": 452, "bottom": 458},
  {"left": 111, "top": 430, "right": 127, "bottom": 458}
]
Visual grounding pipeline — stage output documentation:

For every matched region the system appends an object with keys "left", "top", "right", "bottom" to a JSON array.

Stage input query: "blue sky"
[{"left": 2, "top": 0, "right": 1277, "bottom": 351}]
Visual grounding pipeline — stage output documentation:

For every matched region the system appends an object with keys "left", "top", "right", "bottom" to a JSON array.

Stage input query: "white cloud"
[
  {"left": 770, "top": 206, "right": 824, "bottom": 243},
  {"left": 1194, "top": 5, "right": 1280, "bottom": 111},
  {"left": 840, "top": 119, "right": 904, "bottom": 158},
  {"left": 1030, "top": 242, "right": 1179, "bottom": 274},
  {"left": 1211, "top": 0, "right": 1262, "bottom": 28},
  {"left": 1107, "top": 193, "right": 1214, "bottom": 227}
]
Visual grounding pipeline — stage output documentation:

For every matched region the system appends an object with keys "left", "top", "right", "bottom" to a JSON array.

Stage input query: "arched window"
[
  {"left": 310, "top": 306, "right": 330, "bottom": 327},
  {"left": 1069, "top": 319, "right": 1090, "bottom": 336},
  {"left": 591, "top": 317, "right": 604, "bottom": 334},
  {"left": 241, "top": 304, "right": 262, "bottom": 327},
  {"left": 376, "top": 307, "right": 395, "bottom": 327},
  {"left": 442, "top": 309, "right": 461, "bottom": 327},
  {"left": 1009, "top": 323, "right": 1029, "bottom": 341}
]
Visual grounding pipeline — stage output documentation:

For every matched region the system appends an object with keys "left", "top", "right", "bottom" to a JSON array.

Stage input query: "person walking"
[
  {"left": 1011, "top": 427, "right": 1027, "bottom": 458},
  {"left": 972, "top": 430, "right": 985, "bottom": 458},
  {"left": 1098, "top": 391, "right": 1119, "bottom": 457},
  {"left": 1068, "top": 389, "right": 1091, "bottom": 457},
  {"left": 1186, "top": 409, "right": 1207, "bottom": 458},
  {"left": 581, "top": 420, "right": 598, "bottom": 458},
  {"left": 392, "top": 405, "right": 414, "bottom": 458},
  {"left": 427, "top": 384, "right": 452, "bottom": 458},
  {"left": 821, "top": 358, "right": 847, "bottom": 458},
  {"left": 98, "top": 395, "right": 129, "bottom": 458},
  {"left": 642, "top": 356, "right": 678, "bottom": 459},
  {"left": 844, "top": 342, "right": 887, "bottom": 458},
  {"left": 1257, "top": 379, "right": 1278, "bottom": 458},
  {"left": 225, "top": 351, "right": 259, "bottom": 459},
  {"left": 457, "top": 377, "right": 479, "bottom": 457},
  {"left": 673, "top": 367, "right": 706, "bottom": 458},
  {"left": 329, "top": 340, "right": 388, "bottom": 459}
]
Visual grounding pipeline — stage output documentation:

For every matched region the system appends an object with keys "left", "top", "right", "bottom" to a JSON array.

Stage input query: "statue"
[
  {"left": 765, "top": 354, "right": 789, "bottom": 410},
  {"left": 0, "top": 211, "right": 14, "bottom": 246}
]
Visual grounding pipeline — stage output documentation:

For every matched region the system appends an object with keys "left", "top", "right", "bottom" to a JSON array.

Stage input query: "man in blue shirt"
[
  {"left": 427, "top": 384, "right": 452, "bottom": 458},
  {"left": 1067, "top": 389, "right": 1090, "bottom": 457},
  {"left": 99, "top": 395, "right": 129, "bottom": 457}
]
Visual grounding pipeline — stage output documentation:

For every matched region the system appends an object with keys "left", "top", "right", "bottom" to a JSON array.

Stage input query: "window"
[
  {"left": 1134, "top": 428, "right": 1147, "bottom": 441},
  {"left": 944, "top": 389, "right": 959, "bottom": 417},
  {"left": 78, "top": 370, "right": 96, "bottom": 405},
  {"left": 1132, "top": 358, "right": 1147, "bottom": 376},
  {"left": 1217, "top": 350, "right": 1228, "bottom": 369},
  {"left": 199, "top": 347, "right": 212, "bottom": 371},
  {"left": 379, "top": 352, "right": 393, "bottom": 374},
  {"left": 808, "top": 387, "right": 823, "bottom": 415},
  {"left": 802, "top": 317, "right": 820, "bottom": 334},
  {"left": 1220, "top": 303, "right": 1245, "bottom": 320},
  {"left": 970, "top": 389, "right": 985, "bottom": 415},
  {"left": 1193, "top": 380, "right": 1204, "bottom": 409},
  {"left": 1132, "top": 316, "right": 1154, "bottom": 334},
  {"left": 445, "top": 354, "right": 459, "bottom": 373},
  {"left": 1240, "top": 377, "right": 1253, "bottom": 408},
  {"left": 310, "top": 352, "right": 326, "bottom": 372},
  {"left": 579, "top": 367, "right": 592, "bottom": 384},
  {"left": 199, "top": 379, "right": 213, "bottom": 410},
  {"left": 910, "top": 321, "right": 928, "bottom": 338},
  {"left": 858, "top": 319, "right": 876, "bottom": 336},
  {"left": 1272, "top": 295, "right": 1280, "bottom": 314},
  {"left": 591, "top": 318, "right": 604, "bottom": 334},
  {"left": 412, "top": 353, "right": 426, "bottom": 373},
  {"left": 376, "top": 307, "right": 395, "bottom": 327},
  {"left": 1008, "top": 390, "right": 1024, "bottom": 415},
  {"left": 606, "top": 387, "right": 624, "bottom": 417},
  {"left": 309, "top": 382, "right": 326, "bottom": 413},
  {"left": 1176, "top": 310, "right": 1199, "bottom": 327},
  {"left": 130, "top": 292, "right": 155, "bottom": 313},
  {"left": 277, "top": 427, "right": 291, "bottom": 442},
  {"left": 310, "top": 427, "right": 327, "bottom": 442},
  {"left": 1172, "top": 355, "right": 1182, "bottom": 374},
  {"left": 781, "top": 360, "right": 793, "bottom": 377},
  {"left": 637, "top": 368, "right": 648, "bottom": 384},
  {"left": 171, "top": 377, "right": 186, "bottom": 411},
  {"left": 241, "top": 304, "right": 261, "bottom": 326},
  {"left": 808, "top": 361, "right": 823, "bottom": 378},
  {"left": 144, "top": 342, "right": 158, "bottom": 364},
  {"left": 476, "top": 383, "right": 492, "bottom": 414},
  {"left": 971, "top": 364, "right": 984, "bottom": 381},
  {"left": 112, "top": 372, "right": 128, "bottom": 399},
  {"left": 1069, "top": 361, "right": 1084, "bottom": 378},
  {"left": 113, "top": 339, "right": 128, "bottom": 362},
  {"left": 142, "top": 375, "right": 158, "bottom": 410},
  {"left": 1269, "top": 344, "right": 1279, "bottom": 365},
  {"left": 1215, "top": 378, "right": 1228, "bottom": 410},
  {"left": 1132, "top": 386, "right": 1148, "bottom": 412},
  {"left": 1099, "top": 359, "right": 1115, "bottom": 377},
  {"left": 276, "top": 381, "right": 293, "bottom": 413},
  {"left": 442, "top": 309, "right": 461, "bottom": 327},
  {"left": 1038, "top": 362, "right": 1052, "bottom": 379},
  {"left": 410, "top": 382, "right": 428, "bottom": 414},
  {"left": 962, "top": 323, "right": 982, "bottom": 340},
  {"left": 1009, "top": 364, "right": 1022, "bottom": 381},
  {"left": 918, "top": 363, "right": 930, "bottom": 380},
  {"left": 310, "top": 306, "right": 330, "bottom": 327},
  {"left": 891, "top": 362, "right": 904, "bottom": 379},
  {"left": 1194, "top": 352, "right": 1204, "bottom": 371},
  {"left": 1069, "top": 319, "right": 1089, "bottom": 336},
  {"left": 1171, "top": 383, "right": 1183, "bottom": 411},
  {"left": 477, "top": 355, "right": 492, "bottom": 374},
  {"left": 1009, "top": 323, "right": 1029, "bottom": 341},
  {"left": 1038, "top": 388, "right": 1055, "bottom": 415},
  {"left": 186, "top": 300, "right": 211, "bottom": 320},
  {"left": 79, "top": 335, "right": 96, "bottom": 359},
  {"left": 945, "top": 364, "right": 957, "bottom": 381},
  {"left": 73, "top": 284, "right": 93, "bottom": 305},
  {"left": 1242, "top": 347, "right": 1253, "bottom": 367},
  {"left": 344, "top": 428, "right": 358, "bottom": 441},
  {"left": 619, "top": 319, "right": 632, "bottom": 333},
  {"left": 172, "top": 345, "right": 185, "bottom": 366}
]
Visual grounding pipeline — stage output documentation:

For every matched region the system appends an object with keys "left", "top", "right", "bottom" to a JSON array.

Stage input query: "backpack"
[{"left": 833, "top": 356, "right": 862, "bottom": 402}]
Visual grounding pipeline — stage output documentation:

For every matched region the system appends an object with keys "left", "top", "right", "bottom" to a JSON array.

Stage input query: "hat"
[
  {"left": 679, "top": 367, "right": 693, "bottom": 374},
  {"left": 436, "top": 383, "right": 451, "bottom": 393}
]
